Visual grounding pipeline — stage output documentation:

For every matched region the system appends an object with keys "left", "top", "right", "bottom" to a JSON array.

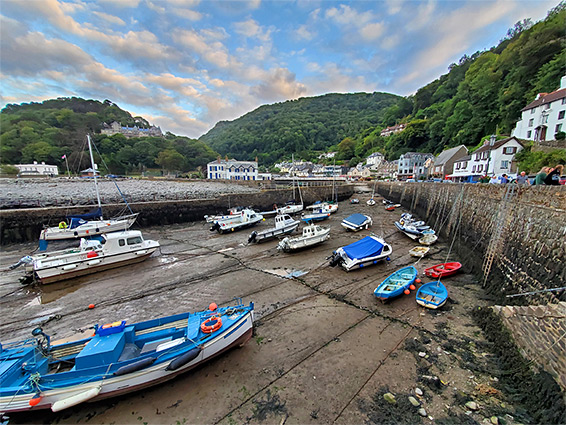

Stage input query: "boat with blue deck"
[
  {"left": 329, "top": 235, "right": 392, "bottom": 271},
  {"left": 416, "top": 281, "right": 448, "bottom": 309},
  {"left": 374, "top": 266, "right": 418, "bottom": 301},
  {"left": 341, "top": 213, "right": 372, "bottom": 231},
  {"left": 0, "top": 301, "right": 254, "bottom": 413}
]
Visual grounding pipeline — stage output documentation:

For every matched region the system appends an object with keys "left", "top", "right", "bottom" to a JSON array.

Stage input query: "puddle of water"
[
  {"left": 263, "top": 268, "right": 308, "bottom": 279},
  {"left": 218, "top": 247, "right": 234, "bottom": 253}
]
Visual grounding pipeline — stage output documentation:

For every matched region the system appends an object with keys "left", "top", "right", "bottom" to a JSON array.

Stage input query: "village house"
[
  {"left": 207, "top": 158, "right": 258, "bottom": 181},
  {"left": 397, "top": 152, "right": 434, "bottom": 180},
  {"left": 380, "top": 123, "right": 406, "bottom": 137},
  {"left": 365, "top": 152, "right": 385, "bottom": 170},
  {"left": 347, "top": 164, "right": 371, "bottom": 180},
  {"left": 449, "top": 136, "right": 525, "bottom": 182},
  {"left": 512, "top": 75, "right": 566, "bottom": 142},
  {"left": 101, "top": 121, "right": 163, "bottom": 139},
  {"left": 15, "top": 161, "right": 58, "bottom": 177},
  {"left": 431, "top": 145, "right": 468, "bottom": 179}
]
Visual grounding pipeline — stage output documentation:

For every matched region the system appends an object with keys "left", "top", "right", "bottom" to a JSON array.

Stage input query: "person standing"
[
  {"left": 544, "top": 165, "right": 564, "bottom": 185},
  {"left": 534, "top": 167, "right": 549, "bottom": 185},
  {"left": 516, "top": 171, "right": 530, "bottom": 185},
  {"left": 500, "top": 174, "right": 509, "bottom": 184}
]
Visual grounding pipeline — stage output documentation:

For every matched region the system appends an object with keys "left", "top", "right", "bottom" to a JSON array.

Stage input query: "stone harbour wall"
[
  {"left": 0, "top": 185, "right": 353, "bottom": 244},
  {"left": 493, "top": 302, "right": 566, "bottom": 392}
]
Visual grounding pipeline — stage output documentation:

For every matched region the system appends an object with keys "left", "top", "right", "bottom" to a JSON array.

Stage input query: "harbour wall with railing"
[{"left": 0, "top": 185, "right": 353, "bottom": 245}]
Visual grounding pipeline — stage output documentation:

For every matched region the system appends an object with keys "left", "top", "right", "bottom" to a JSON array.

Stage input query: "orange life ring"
[{"left": 201, "top": 316, "right": 222, "bottom": 333}]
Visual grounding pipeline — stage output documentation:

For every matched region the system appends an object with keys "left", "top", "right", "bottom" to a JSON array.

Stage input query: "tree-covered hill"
[
  {"left": 0, "top": 98, "right": 217, "bottom": 175},
  {"left": 199, "top": 92, "right": 403, "bottom": 165}
]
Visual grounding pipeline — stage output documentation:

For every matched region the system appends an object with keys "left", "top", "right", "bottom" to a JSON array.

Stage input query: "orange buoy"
[
  {"left": 88, "top": 303, "right": 95, "bottom": 309},
  {"left": 409, "top": 285, "right": 416, "bottom": 291},
  {"left": 29, "top": 396, "right": 42, "bottom": 407},
  {"left": 404, "top": 289, "right": 411, "bottom": 295},
  {"left": 209, "top": 303, "right": 218, "bottom": 311},
  {"left": 415, "top": 278, "right": 421, "bottom": 284}
]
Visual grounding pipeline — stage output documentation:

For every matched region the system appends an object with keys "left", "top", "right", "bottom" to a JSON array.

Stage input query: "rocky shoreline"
[{"left": 0, "top": 178, "right": 261, "bottom": 209}]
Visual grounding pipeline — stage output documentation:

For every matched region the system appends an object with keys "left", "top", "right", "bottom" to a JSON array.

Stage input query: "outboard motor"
[
  {"left": 248, "top": 231, "right": 257, "bottom": 244},
  {"left": 328, "top": 252, "right": 341, "bottom": 268},
  {"left": 210, "top": 222, "right": 220, "bottom": 232}
]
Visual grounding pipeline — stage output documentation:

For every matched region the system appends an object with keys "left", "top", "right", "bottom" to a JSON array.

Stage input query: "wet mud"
[{"left": 0, "top": 190, "right": 558, "bottom": 424}]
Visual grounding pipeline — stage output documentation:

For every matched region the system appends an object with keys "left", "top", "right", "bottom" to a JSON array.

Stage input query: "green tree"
[{"left": 155, "top": 149, "right": 185, "bottom": 173}]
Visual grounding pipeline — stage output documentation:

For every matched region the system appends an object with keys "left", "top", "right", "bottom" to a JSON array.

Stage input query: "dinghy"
[
  {"left": 328, "top": 235, "right": 392, "bottom": 271},
  {"left": 416, "top": 281, "right": 448, "bottom": 309},
  {"left": 0, "top": 300, "right": 254, "bottom": 413},
  {"left": 277, "top": 223, "right": 330, "bottom": 252},
  {"left": 374, "top": 266, "right": 418, "bottom": 301},
  {"left": 424, "top": 262, "right": 462, "bottom": 279},
  {"left": 301, "top": 211, "right": 331, "bottom": 223},
  {"left": 248, "top": 214, "right": 299, "bottom": 243},
  {"left": 210, "top": 209, "right": 263, "bottom": 233},
  {"left": 341, "top": 213, "right": 372, "bottom": 231},
  {"left": 419, "top": 234, "right": 438, "bottom": 246},
  {"left": 409, "top": 246, "right": 430, "bottom": 258},
  {"left": 350, "top": 198, "right": 360, "bottom": 204}
]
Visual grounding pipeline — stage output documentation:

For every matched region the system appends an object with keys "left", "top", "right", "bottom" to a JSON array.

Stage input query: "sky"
[{"left": 0, "top": 0, "right": 559, "bottom": 139}]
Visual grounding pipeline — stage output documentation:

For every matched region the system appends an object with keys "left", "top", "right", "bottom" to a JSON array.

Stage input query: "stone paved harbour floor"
[{"left": 0, "top": 198, "right": 540, "bottom": 424}]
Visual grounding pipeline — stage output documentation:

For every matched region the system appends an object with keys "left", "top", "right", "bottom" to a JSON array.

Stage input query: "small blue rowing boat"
[
  {"left": 416, "top": 281, "right": 448, "bottom": 309},
  {"left": 301, "top": 212, "right": 330, "bottom": 223},
  {"left": 374, "top": 266, "right": 418, "bottom": 300}
]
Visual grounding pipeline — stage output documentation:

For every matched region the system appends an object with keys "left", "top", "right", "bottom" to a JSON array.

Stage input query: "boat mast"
[{"left": 87, "top": 135, "right": 103, "bottom": 219}]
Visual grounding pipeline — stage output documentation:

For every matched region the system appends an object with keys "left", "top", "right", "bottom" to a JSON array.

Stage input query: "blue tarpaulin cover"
[
  {"left": 343, "top": 213, "right": 370, "bottom": 226},
  {"left": 342, "top": 236, "right": 384, "bottom": 260}
]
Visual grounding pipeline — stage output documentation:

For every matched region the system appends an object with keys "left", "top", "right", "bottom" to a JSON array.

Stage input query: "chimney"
[
  {"left": 489, "top": 135, "right": 496, "bottom": 146},
  {"left": 561, "top": 75, "right": 566, "bottom": 90}
]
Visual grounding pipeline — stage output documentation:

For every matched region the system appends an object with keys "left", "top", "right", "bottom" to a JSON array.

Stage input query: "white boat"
[
  {"left": 328, "top": 234, "right": 392, "bottom": 271},
  {"left": 22, "top": 230, "right": 160, "bottom": 284},
  {"left": 366, "top": 199, "right": 376, "bottom": 206},
  {"left": 278, "top": 154, "right": 304, "bottom": 215},
  {"left": 248, "top": 214, "right": 299, "bottom": 243},
  {"left": 409, "top": 246, "right": 430, "bottom": 257},
  {"left": 419, "top": 234, "right": 438, "bottom": 246},
  {"left": 210, "top": 209, "right": 263, "bottom": 233},
  {"left": 341, "top": 213, "right": 373, "bottom": 231},
  {"left": 306, "top": 201, "right": 338, "bottom": 214},
  {"left": 204, "top": 207, "right": 245, "bottom": 223},
  {"left": 277, "top": 223, "right": 330, "bottom": 252},
  {"left": 39, "top": 136, "right": 138, "bottom": 244}
]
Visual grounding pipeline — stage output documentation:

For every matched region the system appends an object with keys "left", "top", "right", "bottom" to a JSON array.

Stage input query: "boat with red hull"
[{"left": 424, "top": 262, "right": 462, "bottom": 279}]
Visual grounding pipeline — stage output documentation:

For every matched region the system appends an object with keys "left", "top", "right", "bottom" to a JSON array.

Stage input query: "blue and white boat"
[
  {"left": 416, "top": 281, "right": 448, "bottom": 309},
  {"left": 0, "top": 301, "right": 254, "bottom": 413},
  {"left": 374, "top": 266, "right": 418, "bottom": 301},
  {"left": 341, "top": 213, "right": 372, "bottom": 231},
  {"left": 328, "top": 235, "right": 392, "bottom": 271},
  {"left": 301, "top": 212, "right": 331, "bottom": 223}
]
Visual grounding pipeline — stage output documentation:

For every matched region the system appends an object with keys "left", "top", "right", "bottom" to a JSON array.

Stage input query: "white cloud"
[
  {"left": 92, "top": 11, "right": 127, "bottom": 26},
  {"left": 250, "top": 68, "right": 307, "bottom": 101},
  {"left": 233, "top": 18, "right": 272, "bottom": 42},
  {"left": 324, "top": 4, "right": 374, "bottom": 27},
  {"left": 386, "top": 0, "right": 403, "bottom": 15},
  {"left": 359, "top": 22, "right": 385, "bottom": 41},
  {"left": 295, "top": 24, "right": 315, "bottom": 41}
]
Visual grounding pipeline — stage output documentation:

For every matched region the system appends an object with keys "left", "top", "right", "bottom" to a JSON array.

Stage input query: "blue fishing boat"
[
  {"left": 301, "top": 212, "right": 331, "bottom": 223},
  {"left": 0, "top": 301, "right": 254, "bottom": 413},
  {"left": 374, "top": 266, "right": 418, "bottom": 300},
  {"left": 329, "top": 235, "right": 392, "bottom": 271},
  {"left": 416, "top": 281, "right": 448, "bottom": 309},
  {"left": 341, "top": 213, "right": 372, "bottom": 231}
]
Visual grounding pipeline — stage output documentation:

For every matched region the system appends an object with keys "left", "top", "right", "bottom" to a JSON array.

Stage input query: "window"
[
  {"left": 503, "top": 147, "right": 517, "bottom": 155},
  {"left": 478, "top": 165, "right": 483, "bottom": 172},
  {"left": 472, "top": 165, "right": 476, "bottom": 173},
  {"left": 562, "top": 98, "right": 566, "bottom": 105},
  {"left": 501, "top": 160, "right": 509, "bottom": 169},
  {"left": 544, "top": 103, "right": 551, "bottom": 110},
  {"left": 556, "top": 124, "right": 563, "bottom": 133},
  {"left": 530, "top": 108, "right": 536, "bottom": 114},
  {"left": 475, "top": 154, "right": 481, "bottom": 161},
  {"left": 482, "top": 151, "right": 489, "bottom": 159},
  {"left": 543, "top": 115, "right": 549, "bottom": 124},
  {"left": 527, "top": 130, "right": 532, "bottom": 138},
  {"left": 529, "top": 118, "right": 534, "bottom": 127},
  {"left": 127, "top": 236, "right": 143, "bottom": 245},
  {"left": 558, "top": 110, "right": 565, "bottom": 120},
  {"left": 119, "top": 239, "right": 125, "bottom": 246}
]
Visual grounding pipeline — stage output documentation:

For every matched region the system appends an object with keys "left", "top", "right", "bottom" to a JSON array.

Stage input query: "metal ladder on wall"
[{"left": 482, "top": 184, "right": 517, "bottom": 287}]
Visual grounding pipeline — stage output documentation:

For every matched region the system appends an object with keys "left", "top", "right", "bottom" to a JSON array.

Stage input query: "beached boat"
[
  {"left": 204, "top": 206, "right": 245, "bottom": 223},
  {"left": 0, "top": 301, "right": 254, "bottom": 413},
  {"left": 409, "top": 246, "right": 430, "bottom": 257},
  {"left": 424, "top": 262, "right": 462, "bottom": 279},
  {"left": 366, "top": 199, "right": 376, "bottom": 206},
  {"left": 416, "top": 281, "right": 448, "bottom": 309},
  {"left": 328, "top": 235, "right": 392, "bottom": 271},
  {"left": 21, "top": 230, "right": 160, "bottom": 285},
  {"left": 277, "top": 223, "right": 330, "bottom": 252},
  {"left": 301, "top": 211, "right": 331, "bottom": 223},
  {"left": 394, "top": 221, "right": 431, "bottom": 240},
  {"left": 341, "top": 213, "right": 372, "bottom": 231},
  {"left": 385, "top": 203, "right": 401, "bottom": 211},
  {"left": 210, "top": 209, "right": 263, "bottom": 233},
  {"left": 374, "top": 266, "right": 418, "bottom": 301},
  {"left": 248, "top": 214, "right": 299, "bottom": 243},
  {"left": 419, "top": 233, "right": 438, "bottom": 246},
  {"left": 39, "top": 136, "right": 137, "bottom": 246},
  {"left": 350, "top": 198, "right": 360, "bottom": 204}
]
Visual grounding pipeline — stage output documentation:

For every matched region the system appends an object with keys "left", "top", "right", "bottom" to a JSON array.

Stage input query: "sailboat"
[
  {"left": 277, "top": 155, "right": 304, "bottom": 215},
  {"left": 39, "top": 135, "right": 138, "bottom": 247},
  {"left": 367, "top": 178, "right": 377, "bottom": 205}
]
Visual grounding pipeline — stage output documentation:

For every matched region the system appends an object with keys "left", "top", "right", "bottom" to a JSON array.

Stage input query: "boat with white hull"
[
  {"left": 210, "top": 209, "right": 263, "bottom": 233},
  {"left": 277, "top": 223, "right": 330, "bottom": 252},
  {"left": 22, "top": 230, "right": 159, "bottom": 284},
  {"left": 328, "top": 235, "right": 392, "bottom": 271},
  {"left": 248, "top": 214, "right": 299, "bottom": 243},
  {"left": 0, "top": 301, "right": 254, "bottom": 413}
]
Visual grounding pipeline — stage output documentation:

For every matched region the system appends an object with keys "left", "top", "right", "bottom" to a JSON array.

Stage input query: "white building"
[
  {"left": 380, "top": 123, "right": 406, "bottom": 137},
  {"left": 318, "top": 152, "right": 337, "bottom": 159},
  {"left": 512, "top": 75, "right": 566, "bottom": 142},
  {"left": 15, "top": 161, "right": 58, "bottom": 176},
  {"left": 207, "top": 159, "right": 258, "bottom": 181},
  {"left": 397, "top": 152, "right": 434, "bottom": 180},
  {"left": 365, "top": 152, "right": 385, "bottom": 170},
  {"left": 450, "top": 136, "right": 525, "bottom": 182}
]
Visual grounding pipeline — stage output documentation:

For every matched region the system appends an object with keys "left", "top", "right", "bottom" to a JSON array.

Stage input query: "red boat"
[{"left": 424, "top": 262, "right": 462, "bottom": 278}]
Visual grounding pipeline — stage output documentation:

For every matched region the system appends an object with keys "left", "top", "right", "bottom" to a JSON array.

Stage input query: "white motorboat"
[
  {"left": 204, "top": 207, "right": 245, "bottom": 223},
  {"left": 277, "top": 223, "right": 330, "bottom": 252},
  {"left": 341, "top": 213, "right": 373, "bottom": 231},
  {"left": 328, "top": 235, "right": 392, "bottom": 271},
  {"left": 248, "top": 214, "right": 299, "bottom": 243},
  {"left": 22, "top": 230, "right": 160, "bottom": 284},
  {"left": 210, "top": 209, "right": 264, "bottom": 233},
  {"left": 39, "top": 136, "right": 137, "bottom": 244}
]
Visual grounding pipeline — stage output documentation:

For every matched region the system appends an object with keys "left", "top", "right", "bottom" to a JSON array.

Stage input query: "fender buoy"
[
  {"left": 114, "top": 357, "right": 156, "bottom": 376},
  {"left": 166, "top": 347, "right": 201, "bottom": 371},
  {"left": 201, "top": 316, "right": 222, "bottom": 333},
  {"left": 58, "top": 222, "right": 67, "bottom": 229}
]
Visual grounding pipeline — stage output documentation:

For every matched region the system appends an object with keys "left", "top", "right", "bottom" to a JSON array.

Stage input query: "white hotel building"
[
  {"left": 15, "top": 161, "right": 59, "bottom": 176},
  {"left": 512, "top": 76, "right": 566, "bottom": 142},
  {"left": 207, "top": 158, "right": 258, "bottom": 181}
]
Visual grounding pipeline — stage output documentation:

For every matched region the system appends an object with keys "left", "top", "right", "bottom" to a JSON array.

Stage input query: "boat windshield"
[{"left": 127, "top": 236, "right": 143, "bottom": 245}]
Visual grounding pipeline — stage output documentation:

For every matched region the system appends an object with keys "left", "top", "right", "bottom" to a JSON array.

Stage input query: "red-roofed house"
[{"left": 512, "top": 76, "right": 566, "bottom": 142}]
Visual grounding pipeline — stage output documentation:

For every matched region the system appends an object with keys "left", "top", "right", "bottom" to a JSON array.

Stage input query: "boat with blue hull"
[
  {"left": 0, "top": 301, "right": 254, "bottom": 413},
  {"left": 416, "top": 282, "right": 448, "bottom": 309},
  {"left": 374, "top": 266, "right": 418, "bottom": 301},
  {"left": 329, "top": 235, "right": 392, "bottom": 271}
]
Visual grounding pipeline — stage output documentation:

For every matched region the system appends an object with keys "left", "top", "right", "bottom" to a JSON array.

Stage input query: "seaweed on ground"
[
  {"left": 358, "top": 386, "right": 423, "bottom": 425},
  {"left": 248, "top": 389, "right": 287, "bottom": 422}
]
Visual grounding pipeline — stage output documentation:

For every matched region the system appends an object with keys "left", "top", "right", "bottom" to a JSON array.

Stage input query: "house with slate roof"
[
  {"left": 431, "top": 145, "right": 468, "bottom": 178},
  {"left": 512, "top": 76, "right": 566, "bottom": 142}
]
